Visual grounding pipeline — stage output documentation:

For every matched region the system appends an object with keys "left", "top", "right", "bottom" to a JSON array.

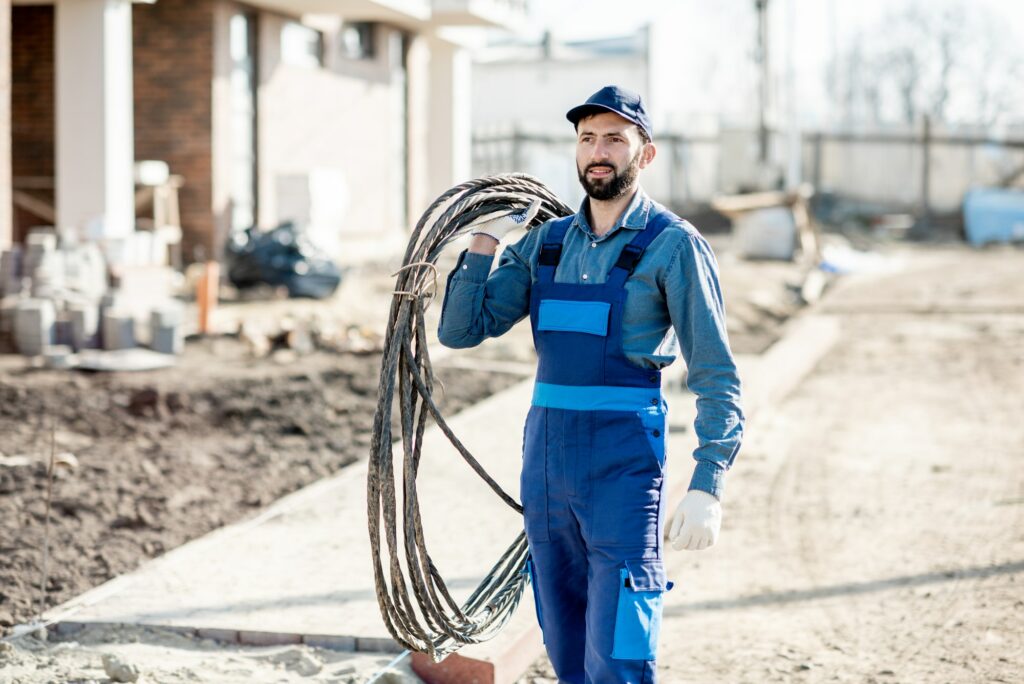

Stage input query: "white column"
[
  {"left": 55, "top": 0, "right": 135, "bottom": 239},
  {"left": 425, "top": 34, "right": 471, "bottom": 203}
]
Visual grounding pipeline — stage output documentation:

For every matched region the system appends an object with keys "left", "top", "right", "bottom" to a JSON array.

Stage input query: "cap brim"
[{"left": 566, "top": 103, "right": 642, "bottom": 128}]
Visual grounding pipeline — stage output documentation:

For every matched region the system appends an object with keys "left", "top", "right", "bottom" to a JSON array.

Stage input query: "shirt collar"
[{"left": 572, "top": 187, "right": 652, "bottom": 238}]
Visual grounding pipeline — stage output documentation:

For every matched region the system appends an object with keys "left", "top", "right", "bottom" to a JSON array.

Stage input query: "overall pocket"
[
  {"left": 635, "top": 405, "right": 667, "bottom": 468},
  {"left": 588, "top": 411, "right": 664, "bottom": 546},
  {"left": 611, "top": 559, "right": 673, "bottom": 661}
]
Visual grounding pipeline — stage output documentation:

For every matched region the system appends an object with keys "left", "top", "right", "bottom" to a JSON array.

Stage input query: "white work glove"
[
  {"left": 467, "top": 199, "right": 541, "bottom": 242},
  {"left": 669, "top": 489, "right": 722, "bottom": 551}
]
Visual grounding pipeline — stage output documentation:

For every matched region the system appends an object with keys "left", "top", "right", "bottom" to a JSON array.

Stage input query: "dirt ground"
[
  {"left": 519, "top": 245, "right": 1024, "bottom": 683},
  {"left": 0, "top": 335, "right": 523, "bottom": 633},
  {"left": 0, "top": 240, "right": 830, "bottom": 682}
]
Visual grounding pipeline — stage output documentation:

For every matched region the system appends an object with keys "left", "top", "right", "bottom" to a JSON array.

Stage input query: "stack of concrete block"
[
  {"left": 14, "top": 299, "right": 56, "bottom": 356},
  {"left": 149, "top": 302, "right": 184, "bottom": 355},
  {"left": 3, "top": 229, "right": 187, "bottom": 362}
]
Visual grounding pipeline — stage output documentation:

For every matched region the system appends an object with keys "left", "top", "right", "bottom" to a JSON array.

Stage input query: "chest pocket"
[{"left": 536, "top": 299, "right": 611, "bottom": 337}]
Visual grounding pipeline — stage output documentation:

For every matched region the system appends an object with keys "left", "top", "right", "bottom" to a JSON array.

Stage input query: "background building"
[{"left": 7, "top": 0, "right": 526, "bottom": 263}]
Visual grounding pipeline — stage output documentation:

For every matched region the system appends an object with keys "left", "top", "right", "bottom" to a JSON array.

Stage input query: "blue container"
[{"left": 963, "top": 188, "right": 1024, "bottom": 246}]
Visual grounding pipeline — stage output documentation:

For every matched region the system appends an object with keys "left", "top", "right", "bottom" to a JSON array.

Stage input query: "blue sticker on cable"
[{"left": 537, "top": 299, "right": 611, "bottom": 336}]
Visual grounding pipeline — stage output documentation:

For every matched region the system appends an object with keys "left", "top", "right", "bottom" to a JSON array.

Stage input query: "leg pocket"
[{"left": 611, "top": 559, "right": 672, "bottom": 661}]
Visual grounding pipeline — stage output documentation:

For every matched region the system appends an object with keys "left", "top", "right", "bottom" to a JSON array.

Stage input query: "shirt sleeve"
[
  {"left": 662, "top": 231, "right": 745, "bottom": 499},
  {"left": 437, "top": 234, "right": 534, "bottom": 349}
]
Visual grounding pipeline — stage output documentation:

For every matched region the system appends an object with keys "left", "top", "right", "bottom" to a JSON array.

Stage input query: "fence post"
[
  {"left": 812, "top": 132, "right": 823, "bottom": 192},
  {"left": 511, "top": 125, "right": 523, "bottom": 173},
  {"left": 914, "top": 116, "right": 932, "bottom": 238}
]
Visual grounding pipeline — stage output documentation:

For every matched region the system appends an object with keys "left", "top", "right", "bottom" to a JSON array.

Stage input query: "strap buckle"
[
  {"left": 538, "top": 243, "right": 563, "bottom": 266},
  {"left": 613, "top": 244, "right": 644, "bottom": 273}
]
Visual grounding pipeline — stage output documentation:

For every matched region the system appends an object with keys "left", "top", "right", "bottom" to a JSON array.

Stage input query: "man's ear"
[{"left": 639, "top": 142, "right": 657, "bottom": 169}]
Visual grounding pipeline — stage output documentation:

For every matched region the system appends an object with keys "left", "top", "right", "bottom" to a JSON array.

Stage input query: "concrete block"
[
  {"left": 196, "top": 627, "right": 239, "bottom": 644},
  {"left": 43, "top": 345, "right": 76, "bottom": 370},
  {"left": 54, "top": 621, "right": 88, "bottom": 636},
  {"left": 150, "top": 302, "right": 183, "bottom": 328},
  {"left": 0, "top": 248, "right": 22, "bottom": 296},
  {"left": 15, "top": 298, "right": 56, "bottom": 356},
  {"left": 150, "top": 324, "right": 182, "bottom": 355},
  {"left": 301, "top": 634, "right": 357, "bottom": 651},
  {"left": 148, "top": 624, "right": 197, "bottom": 638},
  {"left": 355, "top": 636, "right": 406, "bottom": 654},
  {"left": 102, "top": 310, "right": 136, "bottom": 350},
  {"left": 69, "top": 302, "right": 101, "bottom": 350},
  {"left": 237, "top": 630, "right": 302, "bottom": 647},
  {"left": 26, "top": 229, "right": 57, "bottom": 252}
]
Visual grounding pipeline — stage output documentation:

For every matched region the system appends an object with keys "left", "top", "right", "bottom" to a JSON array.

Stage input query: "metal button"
[
  {"left": 653, "top": 430, "right": 661, "bottom": 437},
  {"left": 650, "top": 398, "right": 658, "bottom": 406},
  {"left": 591, "top": 242, "right": 597, "bottom": 248},
  {"left": 582, "top": 274, "right": 589, "bottom": 280},
  {"left": 462, "top": 264, "right": 468, "bottom": 270}
]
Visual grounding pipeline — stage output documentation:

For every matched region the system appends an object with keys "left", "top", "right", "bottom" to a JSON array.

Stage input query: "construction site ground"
[{"left": 1, "top": 237, "right": 1021, "bottom": 683}]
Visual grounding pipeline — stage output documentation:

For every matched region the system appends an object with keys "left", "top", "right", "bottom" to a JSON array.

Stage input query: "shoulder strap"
[
  {"left": 537, "top": 215, "right": 574, "bottom": 283},
  {"left": 605, "top": 203, "right": 679, "bottom": 287}
]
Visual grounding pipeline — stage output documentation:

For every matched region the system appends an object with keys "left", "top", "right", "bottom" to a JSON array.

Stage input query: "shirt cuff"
[
  {"left": 688, "top": 461, "right": 725, "bottom": 500},
  {"left": 452, "top": 250, "right": 494, "bottom": 284}
]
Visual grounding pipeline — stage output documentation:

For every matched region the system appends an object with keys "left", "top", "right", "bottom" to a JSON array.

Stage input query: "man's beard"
[{"left": 577, "top": 149, "right": 642, "bottom": 200}]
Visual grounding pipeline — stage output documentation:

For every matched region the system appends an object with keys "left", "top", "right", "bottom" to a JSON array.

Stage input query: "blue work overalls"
[{"left": 523, "top": 206, "right": 676, "bottom": 684}]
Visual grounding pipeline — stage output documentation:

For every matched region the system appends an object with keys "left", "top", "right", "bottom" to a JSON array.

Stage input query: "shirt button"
[
  {"left": 652, "top": 429, "right": 661, "bottom": 437},
  {"left": 591, "top": 242, "right": 597, "bottom": 248},
  {"left": 581, "top": 274, "right": 589, "bottom": 280},
  {"left": 650, "top": 398, "right": 658, "bottom": 406},
  {"left": 462, "top": 264, "right": 468, "bottom": 270}
]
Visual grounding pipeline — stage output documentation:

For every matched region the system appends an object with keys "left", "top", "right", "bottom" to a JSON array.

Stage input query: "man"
[{"left": 438, "top": 85, "right": 743, "bottom": 683}]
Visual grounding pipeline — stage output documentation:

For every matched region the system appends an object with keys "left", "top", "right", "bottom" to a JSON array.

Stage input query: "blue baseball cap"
[{"left": 566, "top": 85, "right": 652, "bottom": 141}]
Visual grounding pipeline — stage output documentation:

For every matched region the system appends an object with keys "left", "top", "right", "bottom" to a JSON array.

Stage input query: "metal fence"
[{"left": 473, "top": 124, "right": 1024, "bottom": 219}]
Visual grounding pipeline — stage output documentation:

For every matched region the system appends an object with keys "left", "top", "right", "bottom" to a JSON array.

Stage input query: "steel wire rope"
[{"left": 367, "top": 173, "right": 573, "bottom": 662}]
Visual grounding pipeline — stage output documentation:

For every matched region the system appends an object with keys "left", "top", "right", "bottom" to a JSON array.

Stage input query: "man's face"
[{"left": 575, "top": 111, "right": 652, "bottom": 201}]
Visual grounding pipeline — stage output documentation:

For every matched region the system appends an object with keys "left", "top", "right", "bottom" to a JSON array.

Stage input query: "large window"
[
  {"left": 340, "top": 22, "right": 375, "bottom": 61},
  {"left": 281, "top": 21, "right": 323, "bottom": 68}
]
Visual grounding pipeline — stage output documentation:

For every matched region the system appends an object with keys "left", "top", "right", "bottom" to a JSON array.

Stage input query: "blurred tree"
[{"left": 829, "top": 0, "right": 1022, "bottom": 128}]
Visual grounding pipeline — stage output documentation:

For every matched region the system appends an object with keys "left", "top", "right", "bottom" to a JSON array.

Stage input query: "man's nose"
[{"left": 592, "top": 142, "right": 612, "bottom": 161}]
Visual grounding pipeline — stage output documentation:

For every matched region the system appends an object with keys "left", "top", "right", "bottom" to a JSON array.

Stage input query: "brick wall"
[
  {"left": 133, "top": 0, "right": 215, "bottom": 262},
  {"left": 10, "top": 5, "right": 54, "bottom": 243}
]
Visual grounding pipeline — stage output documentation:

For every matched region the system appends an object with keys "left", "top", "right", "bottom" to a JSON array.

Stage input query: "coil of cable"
[{"left": 367, "top": 173, "right": 573, "bottom": 661}]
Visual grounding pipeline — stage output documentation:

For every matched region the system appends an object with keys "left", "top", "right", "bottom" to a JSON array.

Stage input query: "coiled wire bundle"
[{"left": 367, "top": 174, "right": 572, "bottom": 661}]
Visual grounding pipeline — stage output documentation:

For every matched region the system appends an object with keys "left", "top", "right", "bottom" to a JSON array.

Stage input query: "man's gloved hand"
[
  {"left": 467, "top": 199, "right": 541, "bottom": 242},
  {"left": 669, "top": 489, "right": 722, "bottom": 551}
]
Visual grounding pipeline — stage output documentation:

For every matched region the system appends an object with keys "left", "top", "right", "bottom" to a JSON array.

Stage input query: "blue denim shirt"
[{"left": 438, "top": 188, "right": 743, "bottom": 499}]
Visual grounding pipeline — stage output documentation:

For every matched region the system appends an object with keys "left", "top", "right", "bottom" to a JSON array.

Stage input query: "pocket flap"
[
  {"left": 537, "top": 299, "right": 611, "bottom": 336},
  {"left": 624, "top": 559, "right": 668, "bottom": 592}
]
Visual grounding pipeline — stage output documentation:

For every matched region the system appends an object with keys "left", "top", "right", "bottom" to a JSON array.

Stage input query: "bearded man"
[{"left": 438, "top": 85, "right": 744, "bottom": 684}]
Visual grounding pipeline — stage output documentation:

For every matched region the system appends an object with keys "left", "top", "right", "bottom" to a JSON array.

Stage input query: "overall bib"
[{"left": 523, "top": 206, "right": 676, "bottom": 684}]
